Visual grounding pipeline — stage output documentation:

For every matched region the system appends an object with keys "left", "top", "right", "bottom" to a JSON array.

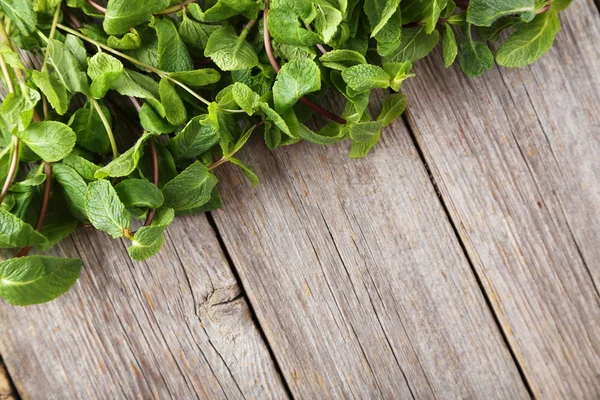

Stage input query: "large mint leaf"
[
  {"left": 31, "top": 71, "right": 69, "bottom": 115},
  {"left": 68, "top": 104, "right": 112, "bottom": 154},
  {"left": 95, "top": 132, "right": 157, "bottom": 179},
  {"left": 460, "top": 37, "right": 494, "bottom": 77},
  {"left": 87, "top": 52, "right": 124, "bottom": 99},
  {"left": 363, "top": 0, "right": 400, "bottom": 37},
  {"left": 442, "top": 24, "right": 458, "bottom": 67},
  {"left": 314, "top": 3, "right": 343, "bottom": 44},
  {"left": 0, "top": 209, "right": 47, "bottom": 249},
  {"left": 53, "top": 163, "right": 89, "bottom": 222},
  {"left": 0, "top": 256, "right": 81, "bottom": 306},
  {"left": 342, "top": 64, "right": 390, "bottom": 92},
  {"left": 204, "top": 25, "right": 259, "bottom": 71},
  {"left": 167, "top": 104, "right": 220, "bottom": 161},
  {"left": 159, "top": 78, "right": 187, "bottom": 126},
  {"left": 178, "top": 13, "right": 220, "bottom": 50},
  {"left": 467, "top": 0, "right": 536, "bottom": 27},
  {"left": 85, "top": 180, "right": 130, "bottom": 238},
  {"left": 162, "top": 161, "right": 218, "bottom": 210},
  {"left": 496, "top": 11, "right": 560, "bottom": 68},
  {"left": 152, "top": 17, "right": 193, "bottom": 72},
  {"left": 168, "top": 69, "right": 221, "bottom": 87},
  {"left": 14, "top": 121, "right": 76, "bottom": 162},
  {"left": 103, "top": 0, "right": 170, "bottom": 35},
  {"left": 187, "top": 0, "right": 257, "bottom": 22},
  {"left": 382, "top": 27, "right": 439, "bottom": 62},
  {"left": 127, "top": 207, "right": 174, "bottom": 261},
  {"left": 46, "top": 39, "right": 90, "bottom": 95},
  {"left": 110, "top": 69, "right": 165, "bottom": 116},
  {"left": 273, "top": 59, "right": 321, "bottom": 113},
  {"left": 115, "top": 178, "right": 164, "bottom": 210},
  {"left": 0, "top": 0, "right": 37, "bottom": 35}
]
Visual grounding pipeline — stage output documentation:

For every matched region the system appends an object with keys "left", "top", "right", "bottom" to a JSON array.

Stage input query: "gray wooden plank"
[
  {"left": 401, "top": 1, "right": 600, "bottom": 398},
  {"left": 0, "top": 359, "right": 17, "bottom": 400},
  {"left": 0, "top": 215, "right": 287, "bottom": 400},
  {"left": 210, "top": 94, "right": 529, "bottom": 398}
]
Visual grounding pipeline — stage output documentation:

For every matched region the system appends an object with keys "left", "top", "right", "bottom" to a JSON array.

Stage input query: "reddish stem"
[
  {"left": 263, "top": 0, "right": 346, "bottom": 125},
  {"left": 87, "top": 0, "right": 106, "bottom": 13}
]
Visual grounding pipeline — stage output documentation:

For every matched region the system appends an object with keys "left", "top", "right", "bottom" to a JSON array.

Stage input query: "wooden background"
[{"left": 1, "top": 0, "right": 599, "bottom": 398}]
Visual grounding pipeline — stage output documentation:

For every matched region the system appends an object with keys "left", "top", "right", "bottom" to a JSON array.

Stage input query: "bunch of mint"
[{"left": 0, "top": 0, "right": 570, "bottom": 305}]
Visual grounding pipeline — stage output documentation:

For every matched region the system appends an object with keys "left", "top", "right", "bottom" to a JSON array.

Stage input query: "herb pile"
[{"left": 0, "top": 0, "right": 571, "bottom": 305}]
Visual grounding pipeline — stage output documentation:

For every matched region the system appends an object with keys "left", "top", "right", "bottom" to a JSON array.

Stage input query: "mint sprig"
[{"left": 0, "top": 0, "right": 567, "bottom": 305}]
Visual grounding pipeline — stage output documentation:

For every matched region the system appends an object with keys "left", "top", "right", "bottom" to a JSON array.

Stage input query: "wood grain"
[
  {"left": 0, "top": 360, "right": 16, "bottom": 400},
  {"left": 211, "top": 94, "right": 529, "bottom": 398},
  {"left": 402, "top": 1, "right": 600, "bottom": 398},
  {"left": 0, "top": 215, "right": 287, "bottom": 400}
]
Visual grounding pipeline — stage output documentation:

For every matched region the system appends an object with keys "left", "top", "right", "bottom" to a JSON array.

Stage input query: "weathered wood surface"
[
  {"left": 402, "top": 1, "right": 600, "bottom": 398},
  {"left": 0, "top": 215, "right": 287, "bottom": 399},
  {"left": 211, "top": 96, "right": 528, "bottom": 398},
  {"left": 0, "top": 360, "right": 16, "bottom": 400}
]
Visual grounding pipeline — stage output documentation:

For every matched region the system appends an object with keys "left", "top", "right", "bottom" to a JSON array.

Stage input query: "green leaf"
[
  {"left": 442, "top": 24, "right": 458, "bottom": 68},
  {"left": 477, "top": 17, "right": 516, "bottom": 41},
  {"left": 107, "top": 29, "right": 142, "bottom": 50},
  {"left": 68, "top": 104, "right": 112, "bottom": 154},
  {"left": 95, "top": 132, "right": 157, "bottom": 179},
  {"left": 459, "top": 37, "right": 494, "bottom": 77},
  {"left": 152, "top": 17, "right": 194, "bottom": 72},
  {"left": 37, "top": 200, "right": 78, "bottom": 251},
  {"left": 62, "top": 154, "right": 100, "bottom": 181},
  {"left": 0, "top": 256, "right": 81, "bottom": 306},
  {"left": 0, "top": 42, "right": 24, "bottom": 69},
  {"left": 53, "top": 163, "right": 89, "bottom": 221},
  {"left": 14, "top": 122, "right": 76, "bottom": 162},
  {"left": 167, "top": 104, "right": 220, "bottom": 161},
  {"left": 187, "top": 0, "right": 257, "bottom": 21},
  {"left": 178, "top": 14, "right": 220, "bottom": 50},
  {"left": 87, "top": 52, "right": 124, "bottom": 99},
  {"left": 64, "top": 35, "right": 88, "bottom": 70},
  {"left": 31, "top": 71, "right": 69, "bottom": 115},
  {"left": 314, "top": 3, "right": 343, "bottom": 44},
  {"left": 259, "top": 102, "right": 292, "bottom": 137},
  {"left": 268, "top": 5, "right": 321, "bottom": 47},
  {"left": 111, "top": 69, "right": 165, "bottom": 116},
  {"left": 342, "top": 64, "right": 391, "bottom": 92},
  {"left": 103, "top": 0, "right": 170, "bottom": 35},
  {"left": 467, "top": 0, "right": 535, "bottom": 27},
  {"left": 298, "top": 123, "right": 345, "bottom": 145},
  {"left": 1, "top": 90, "right": 41, "bottom": 132},
  {"left": 496, "top": 11, "right": 560, "bottom": 68},
  {"left": 345, "top": 120, "right": 383, "bottom": 142},
  {"left": 363, "top": 0, "right": 401, "bottom": 37},
  {"left": 382, "top": 61, "right": 415, "bottom": 91},
  {"left": 115, "top": 178, "right": 164, "bottom": 209},
  {"left": 0, "top": 209, "right": 47, "bottom": 249},
  {"left": 273, "top": 59, "right": 321, "bottom": 113},
  {"left": 162, "top": 161, "right": 218, "bottom": 210},
  {"left": 168, "top": 69, "right": 221, "bottom": 87},
  {"left": 550, "top": 0, "right": 572, "bottom": 12},
  {"left": 378, "top": 93, "right": 407, "bottom": 126},
  {"left": 46, "top": 39, "right": 90, "bottom": 95},
  {"left": 229, "top": 157, "right": 259, "bottom": 187},
  {"left": 0, "top": 0, "right": 37, "bottom": 35},
  {"left": 349, "top": 129, "right": 381, "bottom": 158},
  {"left": 204, "top": 25, "right": 259, "bottom": 71},
  {"left": 85, "top": 179, "right": 130, "bottom": 238},
  {"left": 128, "top": 207, "right": 174, "bottom": 261},
  {"left": 139, "top": 103, "right": 176, "bottom": 134},
  {"left": 159, "top": 78, "right": 187, "bottom": 126},
  {"left": 382, "top": 27, "right": 440, "bottom": 62},
  {"left": 319, "top": 50, "right": 367, "bottom": 70},
  {"left": 231, "top": 82, "right": 260, "bottom": 115}
]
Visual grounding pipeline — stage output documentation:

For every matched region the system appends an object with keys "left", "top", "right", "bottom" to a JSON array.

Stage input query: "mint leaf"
[
  {"left": 111, "top": 69, "right": 165, "bottom": 116},
  {"left": 31, "top": 71, "right": 69, "bottom": 115},
  {"left": 115, "top": 178, "right": 164, "bottom": 209},
  {"left": 162, "top": 161, "right": 218, "bottom": 210},
  {"left": 68, "top": 104, "right": 113, "bottom": 154},
  {"left": 204, "top": 25, "right": 259, "bottom": 71},
  {"left": 229, "top": 157, "right": 259, "bottom": 187},
  {"left": 178, "top": 14, "right": 219, "bottom": 50},
  {"left": 47, "top": 39, "right": 90, "bottom": 95},
  {"left": 104, "top": 0, "right": 170, "bottom": 35},
  {"left": 342, "top": 64, "right": 391, "bottom": 92},
  {"left": 298, "top": 123, "right": 345, "bottom": 145},
  {"left": 53, "top": 163, "right": 89, "bottom": 221},
  {"left": 0, "top": 256, "right": 81, "bottom": 306},
  {"left": 0, "top": 0, "right": 37, "bottom": 35},
  {"left": 232, "top": 82, "right": 260, "bottom": 115},
  {"left": 1, "top": 90, "right": 41, "bottom": 132},
  {"left": 273, "top": 59, "right": 321, "bottom": 113},
  {"left": 152, "top": 17, "right": 194, "bottom": 72},
  {"left": 63, "top": 154, "right": 100, "bottom": 182},
  {"left": 383, "top": 27, "right": 440, "bottom": 62},
  {"left": 168, "top": 69, "right": 221, "bottom": 87},
  {"left": 378, "top": 93, "right": 407, "bottom": 126},
  {"left": 364, "top": 0, "right": 401, "bottom": 37},
  {"left": 127, "top": 207, "right": 174, "bottom": 261},
  {"left": 107, "top": 29, "right": 142, "bottom": 50},
  {"left": 460, "top": 37, "right": 494, "bottom": 77},
  {"left": 14, "top": 121, "right": 77, "bottom": 162},
  {"left": 139, "top": 103, "right": 176, "bottom": 134},
  {"left": 0, "top": 209, "right": 47, "bottom": 249},
  {"left": 467, "top": 0, "right": 535, "bottom": 27},
  {"left": 442, "top": 24, "right": 458, "bottom": 68},
  {"left": 95, "top": 132, "right": 157, "bottom": 179},
  {"left": 88, "top": 52, "right": 124, "bottom": 99},
  {"left": 314, "top": 3, "right": 343, "bottom": 44},
  {"left": 187, "top": 0, "right": 257, "bottom": 22},
  {"left": 167, "top": 105, "right": 220, "bottom": 161},
  {"left": 319, "top": 50, "right": 367, "bottom": 70},
  {"left": 159, "top": 78, "right": 187, "bottom": 125},
  {"left": 85, "top": 179, "right": 130, "bottom": 238},
  {"left": 496, "top": 11, "right": 560, "bottom": 68}
]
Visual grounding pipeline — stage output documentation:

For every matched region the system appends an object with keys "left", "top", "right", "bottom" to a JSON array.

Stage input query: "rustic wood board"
[
  {"left": 0, "top": 359, "right": 16, "bottom": 400},
  {"left": 402, "top": 0, "right": 600, "bottom": 398},
  {"left": 0, "top": 215, "right": 287, "bottom": 399},
  {"left": 211, "top": 94, "right": 529, "bottom": 398}
]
